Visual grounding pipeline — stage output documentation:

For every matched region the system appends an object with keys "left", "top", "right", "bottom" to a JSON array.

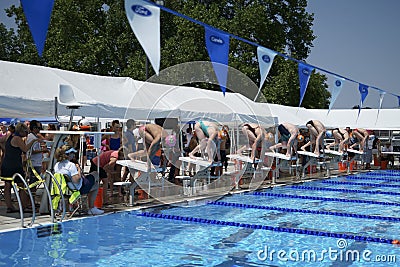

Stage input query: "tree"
[{"left": 0, "top": 0, "right": 330, "bottom": 108}]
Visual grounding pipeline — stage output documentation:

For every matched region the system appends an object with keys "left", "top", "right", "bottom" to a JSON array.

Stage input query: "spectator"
[
  {"left": 121, "top": 119, "right": 136, "bottom": 185},
  {"left": 372, "top": 135, "right": 381, "bottom": 165},
  {"left": 26, "top": 120, "right": 48, "bottom": 191},
  {"left": 133, "top": 124, "right": 144, "bottom": 151},
  {"left": 54, "top": 145, "right": 103, "bottom": 215},
  {"left": 109, "top": 120, "right": 122, "bottom": 151},
  {"left": 45, "top": 123, "right": 57, "bottom": 141},
  {"left": 101, "top": 128, "right": 111, "bottom": 152},
  {"left": 381, "top": 142, "right": 394, "bottom": 167},
  {"left": 220, "top": 125, "right": 230, "bottom": 171},
  {"left": 0, "top": 123, "right": 36, "bottom": 213},
  {"left": 89, "top": 147, "right": 125, "bottom": 204}
]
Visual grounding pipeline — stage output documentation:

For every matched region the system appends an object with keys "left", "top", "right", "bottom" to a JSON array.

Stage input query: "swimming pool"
[{"left": 0, "top": 170, "right": 399, "bottom": 266}]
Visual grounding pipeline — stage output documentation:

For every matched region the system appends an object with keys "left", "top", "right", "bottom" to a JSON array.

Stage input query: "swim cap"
[
  {"left": 297, "top": 134, "right": 304, "bottom": 142},
  {"left": 164, "top": 134, "right": 176, "bottom": 147},
  {"left": 325, "top": 130, "right": 333, "bottom": 138}
]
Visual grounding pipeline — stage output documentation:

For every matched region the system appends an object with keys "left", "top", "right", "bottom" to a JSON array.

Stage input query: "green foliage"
[{"left": 0, "top": 0, "right": 330, "bottom": 108}]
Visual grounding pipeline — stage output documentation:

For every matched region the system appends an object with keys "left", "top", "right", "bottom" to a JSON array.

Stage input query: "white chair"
[{"left": 58, "top": 84, "right": 85, "bottom": 129}]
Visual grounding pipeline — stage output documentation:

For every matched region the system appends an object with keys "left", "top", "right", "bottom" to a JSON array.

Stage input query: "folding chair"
[{"left": 51, "top": 173, "right": 84, "bottom": 219}]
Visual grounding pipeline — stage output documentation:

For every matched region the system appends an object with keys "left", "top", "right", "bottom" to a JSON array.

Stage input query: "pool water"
[{"left": 1, "top": 170, "right": 399, "bottom": 266}]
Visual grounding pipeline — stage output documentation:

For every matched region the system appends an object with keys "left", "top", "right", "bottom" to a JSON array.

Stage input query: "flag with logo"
[
  {"left": 21, "top": 0, "right": 55, "bottom": 56},
  {"left": 255, "top": 46, "right": 277, "bottom": 100},
  {"left": 125, "top": 0, "right": 160, "bottom": 75},
  {"left": 298, "top": 62, "right": 314, "bottom": 107},
  {"left": 358, "top": 83, "right": 369, "bottom": 119},
  {"left": 205, "top": 26, "right": 230, "bottom": 95},
  {"left": 328, "top": 77, "right": 344, "bottom": 114}
]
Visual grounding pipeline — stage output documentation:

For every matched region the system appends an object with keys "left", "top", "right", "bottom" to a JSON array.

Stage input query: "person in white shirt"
[
  {"left": 26, "top": 120, "right": 48, "bottom": 185},
  {"left": 133, "top": 125, "right": 144, "bottom": 151},
  {"left": 54, "top": 145, "right": 104, "bottom": 215}
]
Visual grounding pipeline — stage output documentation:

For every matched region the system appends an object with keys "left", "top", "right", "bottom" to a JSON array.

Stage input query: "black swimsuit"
[
  {"left": 244, "top": 124, "right": 258, "bottom": 137},
  {"left": 335, "top": 128, "right": 345, "bottom": 140}
]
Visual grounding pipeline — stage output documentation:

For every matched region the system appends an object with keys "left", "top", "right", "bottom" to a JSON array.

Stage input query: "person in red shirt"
[{"left": 89, "top": 147, "right": 124, "bottom": 204}]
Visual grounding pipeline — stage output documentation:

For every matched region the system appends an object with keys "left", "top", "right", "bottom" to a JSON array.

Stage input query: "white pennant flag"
[
  {"left": 125, "top": 0, "right": 160, "bottom": 75},
  {"left": 255, "top": 46, "right": 277, "bottom": 100},
  {"left": 327, "top": 77, "right": 344, "bottom": 114},
  {"left": 376, "top": 90, "right": 386, "bottom": 122}
]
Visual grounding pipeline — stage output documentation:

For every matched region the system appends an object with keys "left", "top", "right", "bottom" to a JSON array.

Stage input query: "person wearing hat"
[{"left": 54, "top": 145, "right": 104, "bottom": 215}]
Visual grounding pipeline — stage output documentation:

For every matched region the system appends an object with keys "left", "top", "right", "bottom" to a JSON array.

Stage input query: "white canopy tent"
[
  {"left": 0, "top": 60, "right": 399, "bottom": 130},
  {"left": 0, "top": 60, "right": 275, "bottom": 126}
]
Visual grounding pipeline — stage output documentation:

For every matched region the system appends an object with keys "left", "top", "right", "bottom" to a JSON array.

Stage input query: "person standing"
[
  {"left": 0, "top": 123, "right": 36, "bottom": 212},
  {"left": 109, "top": 120, "right": 122, "bottom": 151},
  {"left": 121, "top": 119, "right": 136, "bottom": 183},
  {"left": 26, "top": 120, "right": 48, "bottom": 192}
]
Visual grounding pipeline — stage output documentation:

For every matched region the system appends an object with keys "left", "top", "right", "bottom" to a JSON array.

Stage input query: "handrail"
[
  {"left": 26, "top": 141, "right": 56, "bottom": 223},
  {"left": 6, "top": 173, "right": 35, "bottom": 228}
]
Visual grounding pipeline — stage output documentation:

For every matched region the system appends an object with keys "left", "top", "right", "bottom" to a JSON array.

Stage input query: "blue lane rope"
[
  {"left": 345, "top": 176, "right": 400, "bottom": 182},
  {"left": 137, "top": 212, "right": 399, "bottom": 245},
  {"left": 322, "top": 180, "right": 400, "bottom": 188},
  {"left": 207, "top": 201, "right": 400, "bottom": 222},
  {"left": 252, "top": 192, "right": 400, "bottom": 207},
  {"left": 363, "top": 171, "right": 400, "bottom": 177},
  {"left": 290, "top": 185, "right": 400, "bottom": 196}
]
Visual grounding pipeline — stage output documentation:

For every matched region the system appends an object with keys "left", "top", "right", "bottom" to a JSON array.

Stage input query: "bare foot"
[{"left": 301, "top": 146, "right": 306, "bottom": 151}]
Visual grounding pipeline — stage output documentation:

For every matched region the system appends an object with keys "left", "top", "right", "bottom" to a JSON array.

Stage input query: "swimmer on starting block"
[
  {"left": 350, "top": 128, "right": 369, "bottom": 153},
  {"left": 189, "top": 120, "right": 220, "bottom": 163},
  {"left": 325, "top": 128, "right": 350, "bottom": 153},
  {"left": 269, "top": 122, "right": 299, "bottom": 158},
  {"left": 128, "top": 123, "right": 176, "bottom": 167},
  {"left": 300, "top": 120, "right": 326, "bottom": 156},
  {"left": 236, "top": 123, "right": 269, "bottom": 162}
]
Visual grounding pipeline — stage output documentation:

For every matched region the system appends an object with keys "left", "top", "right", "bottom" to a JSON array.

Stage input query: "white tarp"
[
  {"left": 0, "top": 60, "right": 399, "bottom": 129},
  {"left": 0, "top": 60, "right": 275, "bottom": 125}
]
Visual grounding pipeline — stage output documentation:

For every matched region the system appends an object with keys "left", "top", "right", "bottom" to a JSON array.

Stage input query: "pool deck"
[{"left": 0, "top": 166, "right": 379, "bottom": 233}]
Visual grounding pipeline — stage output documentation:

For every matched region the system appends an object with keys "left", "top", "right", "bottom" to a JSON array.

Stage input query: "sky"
[{"left": 1, "top": 0, "right": 399, "bottom": 109}]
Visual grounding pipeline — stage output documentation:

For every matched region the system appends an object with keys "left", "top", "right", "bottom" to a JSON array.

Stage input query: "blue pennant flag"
[
  {"left": 298, "top": 62, "right": 314, "bottom": 107},
  {"left": 205, "top": 27, "right": 230, "bottom": 95},
  {"left": 358, "top": 83, "right": 369, "bottom": 118},
  {"left": 21, "top": 0, "right": 55, "bottom": 57}
]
